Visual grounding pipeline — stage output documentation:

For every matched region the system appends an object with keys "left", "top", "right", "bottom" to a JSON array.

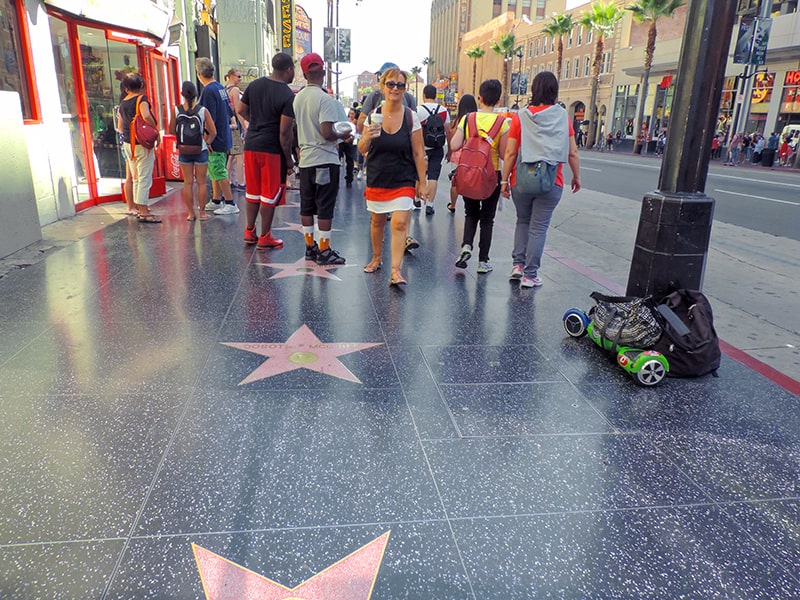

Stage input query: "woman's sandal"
[
  {"left": 447, "top": 203, "right": 456, "bottom": 213},
  {"left": 138, "top": 214, "right": 162, "bottom": 224},
  {"left": 198, "top": 213, "right": 210, "bottom": 221},
  {"left": 126, "top": 209, "right": 139, "bottom": 217},
  {"left": 186, "top": 215, "right": 196, "bottom": 221},
  {"left": 363, "top": 259, "right": 382, "bottom": 273},
  {"left": 389, "top": 270, "right": 407, "bottom": 286}
]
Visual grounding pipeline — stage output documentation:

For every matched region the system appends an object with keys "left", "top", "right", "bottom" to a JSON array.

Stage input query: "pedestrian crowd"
[{"left": 117, "top": 52, "right": 586, "bottom": 287}]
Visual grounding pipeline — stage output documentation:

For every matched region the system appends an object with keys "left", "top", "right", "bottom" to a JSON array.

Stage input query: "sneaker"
[
  {"left": 404, "top": 236, "right": 419, "bottom": 252},
  {"left": 412, "top": 199, "right": 422, "bottom": 210},
  {"left": 356, "top": 170, "right": 362, "bottom": 181},
  {"left": 425, "top": 204, "right": 435, "bottom": 216},
  {"left": 214, "top": 202, "right": 240, "bottom": 215},
  {"left": 243, "top": 226, "right": 258, "bottom": 245},
  {"left": 509, "top": 265, "right": 524, "bottom": 279},
  {"left": 315, "top": 247, "right": 346, "bottom": 265},
  {"left": 204, "top": 200, "right": 221, "bottom": 211},
  {"left": 477, "top": 261, "right": 493, "bottom": 273},
  {"left": 257, "top": 233, "right": 284, "bottom": 249},
  {"left": 455, "top": 244, "right": 472, "bottom": 269},
  {"left": 520, "top": 275, "right": 543, "bottom": 288},
  {"left": 305, "top": 243, "right": 319, "bottom": 261}
]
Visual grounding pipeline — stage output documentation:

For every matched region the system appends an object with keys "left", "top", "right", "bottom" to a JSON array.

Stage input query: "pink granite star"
[
  {"left": 222, "top": 324, "right": 382, "bottom": 384},
  {"left": 255, "top": 257, "right": 350, "bottom": 281},
  {"left": 273, "top": 222, "right": 342, "bottom": 234},
  {"left": 193, "top": 532, "right": 390, "bottom": 600}
]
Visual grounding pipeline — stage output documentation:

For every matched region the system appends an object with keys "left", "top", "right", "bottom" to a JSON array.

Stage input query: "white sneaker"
[
  {"left": 214, "top": 203, "right": 240, "bottom": 215},
  {"left": 356, "top": 171, "right": 362, "bottom": 180},
  {"left": 509, "top": 265, "right": 524, "bottom": 279},
  {"left": 520, "top": 275, "right": 543, "bottom": 288},
  {"left": 477, "top": 261, "right": 493, "bottom": 273},
  {"left": 204, "top": 201, "right": 221, "bottom": 211}
]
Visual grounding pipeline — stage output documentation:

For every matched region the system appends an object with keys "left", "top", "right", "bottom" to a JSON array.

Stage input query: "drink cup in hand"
[{"left": 370, "top": 113, "right": 383, "bottom": 137}]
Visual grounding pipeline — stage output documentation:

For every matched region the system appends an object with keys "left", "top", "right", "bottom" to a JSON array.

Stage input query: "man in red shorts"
[{"left": 236, "top": 52, "right": 296, "bottom": 249}]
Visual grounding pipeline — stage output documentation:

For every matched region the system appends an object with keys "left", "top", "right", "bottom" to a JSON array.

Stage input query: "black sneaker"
[
  {"left": 455, "top": 244, "right": 472, "bottom": 269},
  {"left": 425, "top": 204, "right": 435, "bottom": 216},
  {"left": 315, "top": 247, "right": 346, "bottom": 265},
  {"left": 305, "top": 243, "right": 319, "bottom": 261}
]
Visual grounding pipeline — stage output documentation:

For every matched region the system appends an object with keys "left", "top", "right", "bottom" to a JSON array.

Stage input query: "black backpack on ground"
[
  {"left": 650, "top": 289, "right": 721, "bottom": 377},
  {"left": 422, "top": 104, "right": 446, "bottom": 148},
  {"left": 175, "top": 105, "right": 204, "bottom": 155}
]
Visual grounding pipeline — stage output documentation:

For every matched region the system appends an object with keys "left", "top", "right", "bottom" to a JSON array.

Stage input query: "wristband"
[{"left": 500, "top": 181, "right": 509, "bottom": 185}]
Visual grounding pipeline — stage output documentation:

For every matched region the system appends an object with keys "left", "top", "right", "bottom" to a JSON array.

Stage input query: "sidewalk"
[{"left": 1, "top": 177, "right": 799, "bottom": 597}]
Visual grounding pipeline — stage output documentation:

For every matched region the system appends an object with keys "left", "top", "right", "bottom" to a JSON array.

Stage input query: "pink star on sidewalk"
[
  {"left": 255, "top": 257, "right": 351, "bottom": 281},
  {"left": 273, "top": 221, "right": 342, "bottom": 234},
  {"left": 222, "top": 324, "right": 382, "bottom": 384},
  {"left": 193, "top": 531, "right": 390, "bottom": 600}
]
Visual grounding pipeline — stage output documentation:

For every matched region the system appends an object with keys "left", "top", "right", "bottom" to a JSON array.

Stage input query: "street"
[{"left": 579, "top": 151, "right": 800, "bottom": 241}]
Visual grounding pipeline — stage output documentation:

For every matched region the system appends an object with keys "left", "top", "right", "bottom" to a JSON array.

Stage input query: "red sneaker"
[
  {"left": 257, "top": 232, "right": 284, "bottom": 249},
  {"left": 243, "top": 226, "right": 257, "bottom": 245}
]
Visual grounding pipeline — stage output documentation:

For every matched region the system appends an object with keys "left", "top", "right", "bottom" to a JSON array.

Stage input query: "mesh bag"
[{"left": 589, "top": 292, "right": 662, "bottom": 348}]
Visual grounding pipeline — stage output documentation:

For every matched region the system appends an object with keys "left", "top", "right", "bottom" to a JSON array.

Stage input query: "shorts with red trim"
[{"left": 244, "top": 150, "right": 287, "bottom": 205}]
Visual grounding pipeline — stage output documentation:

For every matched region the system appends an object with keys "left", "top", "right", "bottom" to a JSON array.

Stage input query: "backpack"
[
  {"left": 513, "top": 109, "right": 558, "bottom": 195},
  {"left": 421, "top": 104, "right": 446, "bottom": 148},
  {"left": 455, "top": 112, "right": 504, "bottom": 199},
  {"left": 650, "top": 289, "right": 721, "bottom": 377},
  {"left": 175, "top": 105, "right": 204, "bottom": 155}
]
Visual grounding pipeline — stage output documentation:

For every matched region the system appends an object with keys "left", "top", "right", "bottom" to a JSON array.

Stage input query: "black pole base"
[{"left": 626, "top": 192, "right": 715, "bottom": 298}]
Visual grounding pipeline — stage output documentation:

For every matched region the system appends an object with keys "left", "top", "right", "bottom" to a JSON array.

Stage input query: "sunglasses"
[{"left": 384, "top": 80, "right": 406, "bottom": 90}]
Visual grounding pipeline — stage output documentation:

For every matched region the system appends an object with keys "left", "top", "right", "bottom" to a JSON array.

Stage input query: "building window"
[
  {"left": 547, "top": 62, "right": 552, "bottom": 72},
  {"left": 584, "top": 55, "right": 591, "bottom": 77},
  {"left": 563, "top": 63, "right": 569, "bottom": 79},
  {"left": 536, "top": 0, "right": 546, "bottom": 20},
  {"left": 577, "top": 26, "right": 582, "bottom": 45},
  {"left": 1, "top": 0, "right": 38, "bottom": 121},
  {"left": 534, "top": 39, "right": 539, "bottom": 56},
  {"left": 602, "top": 52, "right": 611, "bottom": 74},
  {"left": 550, "top": 38, "right": 555, "bottom": 52},
  {"left": 522, "top": 0, "right": 532, "bottom": 19},
  {"left": 587, "top": 28, "right": 593, "bottom": 44},
  {"left": 508, "top": 1, "right": 517, "bottom": 14},
  {"left": 574, "top": 57, "right": 580, "bottom": 78},
  {"left": 567, "top": 32, "right": 572, "bottom": 48},
  {"left": 493, "top": 0, "right": 502, "bottom": 18}
]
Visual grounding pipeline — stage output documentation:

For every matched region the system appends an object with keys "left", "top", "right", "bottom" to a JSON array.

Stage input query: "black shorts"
[
  {"left": 425, "top": 146, "right": 445, "bottom": 180},
  {"left": 299, "top": 164, "right": 340, "bottom": 220}
]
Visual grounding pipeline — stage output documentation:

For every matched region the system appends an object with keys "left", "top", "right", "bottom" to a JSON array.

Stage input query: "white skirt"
[{"left": 366, "top": 195, "right": 414, "bottom": 213}]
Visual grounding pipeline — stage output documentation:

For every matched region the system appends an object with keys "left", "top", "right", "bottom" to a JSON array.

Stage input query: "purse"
[
  {"left": 589, "top": 291, "right": 662, "bottom": 349},
  {"left": 131, "top": 95, "right": 158, "bottom": 150}
]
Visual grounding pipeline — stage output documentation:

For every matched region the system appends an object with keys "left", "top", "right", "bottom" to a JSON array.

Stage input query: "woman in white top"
[{"left": 169, "top": 81, "right": 217, "bottom": 221}]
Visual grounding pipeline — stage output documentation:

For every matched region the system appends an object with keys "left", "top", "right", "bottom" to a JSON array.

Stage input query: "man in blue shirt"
[{"left": 196, "top": 57, "right": 236, "bottom": 214}]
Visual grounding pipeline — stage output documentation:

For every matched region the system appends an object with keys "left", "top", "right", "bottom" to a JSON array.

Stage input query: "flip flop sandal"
[{"left": 138, "top": 215, "right": 162, "bottom": 223}]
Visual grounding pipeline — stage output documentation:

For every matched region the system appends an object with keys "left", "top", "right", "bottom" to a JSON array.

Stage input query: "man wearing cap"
[
  {"left": 294, "top": 53, "right": 353, "bottom": 265},
  {"left": 356, "top": 61, "right": 417, "bottom": 135},
  {"left": 237, "top": 52, "right": 296, "bottom": 250}
]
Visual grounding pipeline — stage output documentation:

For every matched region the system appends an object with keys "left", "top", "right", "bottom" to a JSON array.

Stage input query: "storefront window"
[
  {"left": 612, "top": 84, "right": 639, "bottom": 138},
  {"left": 777, "top": 70, "right": 800, "bottom": 132},
  {"left": 1, "top": 0, "right": 35, "bottom": 120},
  {"left": 747, "top": 71, "right": 774, "bottom": 134}
]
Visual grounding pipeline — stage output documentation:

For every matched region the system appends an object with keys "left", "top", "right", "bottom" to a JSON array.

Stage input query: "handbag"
[
  {"left": 589, "top": 291, "right": 662, "bottom": 349},
  {"left": 131, "top": 95, "right": 158, "bottom": 150}
]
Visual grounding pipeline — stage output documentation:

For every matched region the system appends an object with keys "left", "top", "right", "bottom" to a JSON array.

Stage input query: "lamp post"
[{"left": 514, "top": 48, "right": 524, "bottom": 107}]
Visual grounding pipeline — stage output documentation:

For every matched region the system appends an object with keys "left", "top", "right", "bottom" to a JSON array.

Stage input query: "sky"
[{"left": 296, "top": 0, "right": 432, "bottom": 88}]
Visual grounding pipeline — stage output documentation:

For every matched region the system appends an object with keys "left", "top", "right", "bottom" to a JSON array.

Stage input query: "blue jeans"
[{"left": 511, "top": 185, "right": 563, "bottom": 277}]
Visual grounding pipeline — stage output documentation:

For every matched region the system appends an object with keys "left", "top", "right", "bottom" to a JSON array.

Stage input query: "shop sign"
[
  {"left": 280, "top": 0, "right": 294, "bottom": 55},
  {"left": 43, "top": 0, "right": 170, "bottom": 41},
  {"left": 785, "top": 71, "right": 800, "bottom": 86}
]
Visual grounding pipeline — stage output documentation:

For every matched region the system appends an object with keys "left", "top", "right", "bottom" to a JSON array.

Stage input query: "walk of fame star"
[
  {"left": 273, "top": 222, "right": 342, "bottom": 235},
  {"left": 193, "top": 532, "right": 390, "bottom": 600},
  {"left": 222, "top": 324, "right": 382, "bottom": 384},
  {"left": 255, "top": 257, "right": 352, "bottom": 281}
]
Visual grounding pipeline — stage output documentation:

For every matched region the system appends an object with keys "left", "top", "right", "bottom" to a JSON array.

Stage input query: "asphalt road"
[{"left": 579, "top": 151, "right": 800, "bottom": 241}]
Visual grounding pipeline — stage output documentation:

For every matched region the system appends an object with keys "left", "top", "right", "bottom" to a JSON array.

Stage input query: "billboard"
[
  {"left": 280, "top": 0, "right": 294, "bottom": 55},
  {"left": 295, "top": 4, "right": 312, "bottom": 58}
]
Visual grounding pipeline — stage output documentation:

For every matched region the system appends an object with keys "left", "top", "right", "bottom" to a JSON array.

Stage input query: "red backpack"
[{"left": 455, "top": 112, "right": 504, "bottom": 199}]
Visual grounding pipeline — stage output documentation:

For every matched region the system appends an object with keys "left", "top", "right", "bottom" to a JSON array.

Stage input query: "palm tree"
[
  {"left": 542, "top": 13, "right": 575, "bottom": 81},
  {"left": 465, "top": 45, "right": 486, "bottom": 95},
  {"left": 627, "top": 0, "right": 685, "bottom": 154},
  {"left": 491, "top": 33, "right": 522, "bottom": 107},
  {"left": 409, "top": 65, "right": 422, "bottom": 100},
  {"left": 580, "top": 1, "right": 624, "bottom": 148},
  {"left": 421, "top": 56, "right": 435, "bottom": 81}
]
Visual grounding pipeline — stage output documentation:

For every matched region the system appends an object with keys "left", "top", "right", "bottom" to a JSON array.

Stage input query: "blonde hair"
[
  {"left": 225, "top": 68, "right": 240, "bottom": 81},
  {"left": 380, "top": 67, "right": 407, "bottom": 87}
]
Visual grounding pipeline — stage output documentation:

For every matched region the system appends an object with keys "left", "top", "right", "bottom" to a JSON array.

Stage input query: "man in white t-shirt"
[
  {"left": 416, "top": 84, "right": 450, "bottom": 215},
  {"left": 294, "top": 53, "right": 354, "bottom": 265}
]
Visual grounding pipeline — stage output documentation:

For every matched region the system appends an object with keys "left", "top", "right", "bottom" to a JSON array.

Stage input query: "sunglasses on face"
[{"left": 384, "top": 80, "right": 406, "bottom": 90}]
